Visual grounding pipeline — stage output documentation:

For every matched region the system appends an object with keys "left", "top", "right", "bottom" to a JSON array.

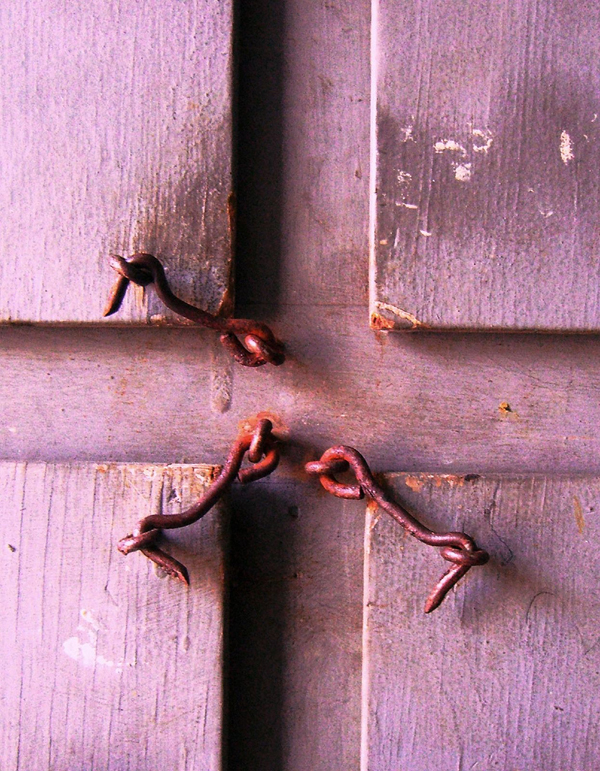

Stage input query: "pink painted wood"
[
  {"left": 0, "top": 462, "right": 227, "bottom": 770},
  {"left": 0, "top": 1, "right": 234, "bottom": 324}
]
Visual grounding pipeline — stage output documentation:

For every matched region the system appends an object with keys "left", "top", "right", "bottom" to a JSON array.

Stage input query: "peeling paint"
[
  {"left": 370, "top": 312, "right": 395, "bottom": 331},
  {"left": 400, "top": 125, "right": 415, "bottom": 142},
  {"left": 404, "top": 476, "right": 425, "bottom": 492},
  {"left": 499, "top": 401, "right": 519, "bottom": 420},
  {"left": 434, "top": 139, "right": 467, "bottom": 155},
  {"left": 472, "top": 128, "right": 494, "bottom": 153},
  {"left": 454, "top": 163, "right": 472, "bottom": 182},
  {"left": 560, "top": 131, "right": 574, "bottom": 164},
  {"left": 372, "top": 301, "right": 425, "bottom": 330},
  {"left": 63, "top": 609, "right": 130, "bottom": 673}
]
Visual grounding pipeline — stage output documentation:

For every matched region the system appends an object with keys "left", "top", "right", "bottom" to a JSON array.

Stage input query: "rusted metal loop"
[
  {"left": 440, "top": 545, "right": 489, "bottom": 568},
  {"left": 305, "top": 456, "right": 363, "bottom": 499},
  {"left": 248, "top": 417, "right": 272, "bottom": 463},
  {"left": 105, "top": 253, "right": 285, "bottom": 368},
  {"left": 238, "top": 444, "right": 279, "bottom": 483},
  {"left": 305, "top": 458, "right": 349, "bottom": 476},
  {"left": 305, "top": 445, "right": 489, "bottom": 613},
  {"left": 117, "top": 419, "right": 281, "bottom": 583}
]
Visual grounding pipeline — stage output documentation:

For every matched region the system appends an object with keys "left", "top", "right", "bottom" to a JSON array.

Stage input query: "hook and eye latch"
[
  {"left": 305, "top": 446, "right": 489, "bottom": 613},
  {"left": 117, "top": 419, "right": 280, "bottom": 582},
  {"left": 104, "top": 253, "right": 285, "bottom": 368}
]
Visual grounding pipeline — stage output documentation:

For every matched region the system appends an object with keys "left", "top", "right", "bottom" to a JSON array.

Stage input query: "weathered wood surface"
[
  {"left": 371, "top": 0, "right": 600, "bottom": 331},
  {"left": 5, "top": 0, "right": 600, "bottom": 769},
  {"left": 363, "top": 474, "right": 600, "bottom": 769},
  {"left": 0, "top": 1, "right": 233, "bottom": 325},
  {"left": 0, "top": 462, "right": 227, "bottom": 770}
]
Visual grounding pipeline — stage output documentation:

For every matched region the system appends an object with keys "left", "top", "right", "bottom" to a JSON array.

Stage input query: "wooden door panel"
[
  {"left": 371, "top": 0, "right": 600, "bottom": 331},
  {"left": 0, "top": 1, "right": 233, "bottom": 325},
  {"left": 363, "top": 473, "right": 600, "bottom": 769},
  {"left": 0, "top": 462, "right": 227, "bottom": 770}
]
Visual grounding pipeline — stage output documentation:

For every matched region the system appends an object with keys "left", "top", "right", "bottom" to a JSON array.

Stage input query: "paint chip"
[
  {"left": 454, "top": 163, "right": 472, "bottom": 182},
  {"left": 434, "top": 139, "right": 467, "bottom": 155},
  {"left": 404, "top": 476, "right": 425, "bottom": 492},
  {"left": 560, "top": 131, "right": 574, "bottom": 164},
  {"left": 472, "top": 128, "right": 494, "bottom": 153},
  {"left": 400, "top": 125, "right": 415, "bottom": 142}
]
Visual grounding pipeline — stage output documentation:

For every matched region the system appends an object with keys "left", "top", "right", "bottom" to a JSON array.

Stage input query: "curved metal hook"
[
  {"left": 104, "top": 253, "right": 285, "bottom": 368},
  {"left": 305, "top": 446, "right": 489, "bottom": 612},
  {"left": 117, "top": 419, "right": 280, "bottom": 583}
]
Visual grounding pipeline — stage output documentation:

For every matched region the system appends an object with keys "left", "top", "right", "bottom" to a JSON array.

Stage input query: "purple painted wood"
[
  {"left": 0, "top": 462, "right": 227, "bottom": 770},
  {"left": 0, "top": 1, "right": 233, "bottom": 324},
  {"left": 363, "top": 473, "right": 600, "bottom": 769},
  {"left": 2, "top": 0, "right": 600, "bottom": 768},
  {"left": 371, "top": 0, "right": 600, "bottom": 331}
]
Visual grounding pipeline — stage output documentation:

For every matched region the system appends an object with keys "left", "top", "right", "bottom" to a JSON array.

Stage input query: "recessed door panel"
[
  {"left": 0, "top": 1, "right": 233, "bottom": 324},
  {"left": 371, "top": 0, "right": 600, "bottom": 331},
  {"left": 0, "top": 461, "right": 227, "bottom": 769},
  {"left": 363, "top": 473, "right": 600, "bottom": 769}
]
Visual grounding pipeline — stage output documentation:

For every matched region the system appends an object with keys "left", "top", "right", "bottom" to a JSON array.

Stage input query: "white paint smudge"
[
  {"left": 560, "top": 131, "right": 574, "bottom": 164},
  {"left": 400, "top": 125, "right": 414, "bottom": 142},
  {"left": 472, "top": 128, "right": 494, "bottom": 153},
  {"left": 63, "top": 609, "right": 130, "bottom": 673},
  {"left": 396, "top": 201, "right": 418, "bottom": 209},
  {"left": 396, "top": 170, "right": 412, "bottom": 185},
  {"left": 434, "top": 139, "right": 467, "bottom": 155},
  {"left": 419, "top": 229, "right": 433, "bottom": 237},
  {"left": 454, "top": 163, "right": 472, "bottom": 182},
  {"left": 528, "top": 187, "right": 553, "bottom": 218}
]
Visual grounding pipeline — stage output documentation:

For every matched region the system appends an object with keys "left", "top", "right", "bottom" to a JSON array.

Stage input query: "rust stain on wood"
[
  {"left": 499, "top": 401, "right": 519, "bottom": 420},
  {"left": 370, "top": 302, "right": 426, "bottom": 331},
  {"left": 573, "top": 495, "right": 585, "bottom": 535},
  {"left": 404, "top": 475, "right": 425, "bottom": 492}
]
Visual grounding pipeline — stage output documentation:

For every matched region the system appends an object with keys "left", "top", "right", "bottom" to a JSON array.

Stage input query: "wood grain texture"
[
  {"left": 0, "top": 1, "right": 233, "bottom": 325},
  {"left": 363, "top": 474, "right": 600, "bottom": 769},
  {"left": 371, "top": 0, "right": 600, "bottom": 331},
  {"left": 0, "top": 462, "right": 227, "bottom": 770}
]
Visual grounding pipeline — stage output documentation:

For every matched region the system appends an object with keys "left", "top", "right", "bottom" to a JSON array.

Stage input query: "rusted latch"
[
  {"left": 104, "top": 253, "right": 285, "bottom": 367},
  {"left": 117, "top": 418, "right": 280, "bottom": 582},
  {"left": 305, "top": 446, "right": 489, "bottom": 613}
]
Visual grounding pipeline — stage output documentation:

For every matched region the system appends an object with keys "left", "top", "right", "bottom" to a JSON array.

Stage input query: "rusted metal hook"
[
  {"left": 305, "top": 446, "right": 489, "bottom": 613},
  {"left": 117, "top": 419, "right": 280, "bottom": 582},
  {"left": 104, "top": 253, "right": 285, "bottom": 367}
]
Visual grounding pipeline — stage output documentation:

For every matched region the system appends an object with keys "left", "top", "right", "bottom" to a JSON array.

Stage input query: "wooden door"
[
  {"left": 3, "top": 1, "right": 600, "bottom": 770},
  {"left": 0, "top": 3, "right": 233, "bottom": 769}
]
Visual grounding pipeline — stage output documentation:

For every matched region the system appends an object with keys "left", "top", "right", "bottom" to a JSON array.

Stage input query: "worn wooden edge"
[{"left": 369, "top": 301, "right": 600, "bottom": 334}]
